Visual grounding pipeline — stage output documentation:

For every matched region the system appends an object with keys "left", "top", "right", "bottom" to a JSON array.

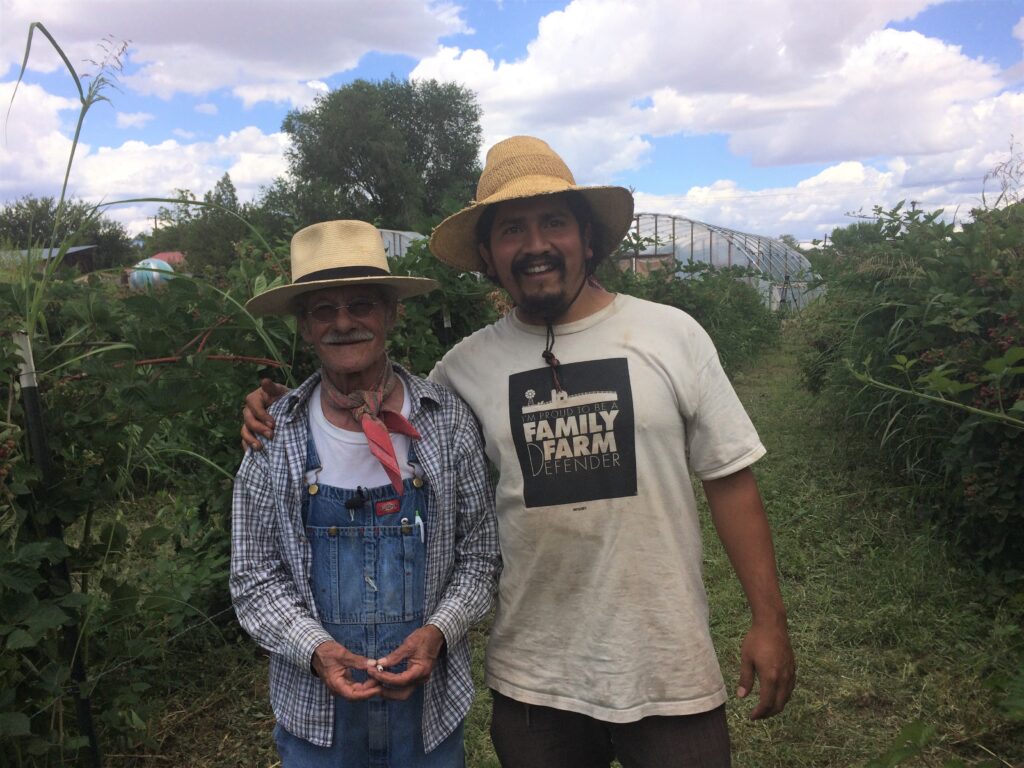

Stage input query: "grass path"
[
  {"left": 135, "top": 330, "right": 1022, "bottom": 767},
  {"left": 708, "top": 331, "right": 1022, "bottom": 766}
]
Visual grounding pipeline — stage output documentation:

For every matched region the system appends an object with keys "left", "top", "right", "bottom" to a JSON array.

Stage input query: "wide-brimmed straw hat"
[
  {"left": 429, "top": 135, "right": 634, "bottom": 272},
  {"left": 245, "top": 220, "right": 438, "bottom": 316}
]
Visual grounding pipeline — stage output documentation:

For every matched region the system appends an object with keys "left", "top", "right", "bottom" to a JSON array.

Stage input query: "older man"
[
  {"left": 231, "top": 219, "right": 500, "bottom": 768},
  {"left": 244, "top": 138, "right": 795, "bottom": 768}
]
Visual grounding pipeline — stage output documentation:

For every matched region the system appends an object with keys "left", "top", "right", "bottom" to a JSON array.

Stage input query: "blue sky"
[{"left": 1, "top": 0, "right": 1021, "bottom": 242}]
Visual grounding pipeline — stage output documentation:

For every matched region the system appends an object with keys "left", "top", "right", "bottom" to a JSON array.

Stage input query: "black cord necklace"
[{"left": 540, "top": 272, "right": 591, "bottom": 393}]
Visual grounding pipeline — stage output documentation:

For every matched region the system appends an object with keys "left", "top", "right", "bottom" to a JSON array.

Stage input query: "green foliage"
[
  {"left": 597, "top": 260, "right": 780, "bottom": 372},
  {"left": 864, "top": 720, "right": 979, "bottom": 768},
  {"left": 0, "top": 195, "right": 135, "bottom": 270},
  {"left": 280, "top": 77, "right": 482, "bottom": 232},
  {"left": 794, "top": 199, "right": 1024, "bottom": 567},
  {"left": 142, "top": 175, "right": 249, "bottom": 272},
  {"left": 0, "top": 252, "right": 295, "bottom": 762},
  {"left": 387, "top": 238, "right": 499, "bottom": 375}
]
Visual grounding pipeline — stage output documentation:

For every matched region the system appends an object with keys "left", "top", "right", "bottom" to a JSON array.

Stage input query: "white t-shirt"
[
  {"left": 430, "top": 294, "right": 765, "bottom": 722},
  {"left": 307, "top": 382, "right": 413, "bottom": 488}
]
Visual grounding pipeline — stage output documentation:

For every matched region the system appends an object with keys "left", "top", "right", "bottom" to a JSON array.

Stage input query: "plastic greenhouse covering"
[{"left": 626, "top": 213, "right": 822, "bottom": 310}]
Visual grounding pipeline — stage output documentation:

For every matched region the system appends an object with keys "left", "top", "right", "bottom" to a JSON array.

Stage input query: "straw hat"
[
  {"left": 429, "top": 135, "right": 634, "bottom": 272},
  {"left": 245, "top": 220, "right": 438, "bottom": 316}
]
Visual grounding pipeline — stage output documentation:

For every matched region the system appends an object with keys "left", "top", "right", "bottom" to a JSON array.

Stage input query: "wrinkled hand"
[
  {"left": 312, "top": 640, "right": 382, "bottom": 701},
  {"left": 240, "top": 378, "right": 288, "bottom": 452},
  {"left": 365, "top": 625, "right": 445, "bottom": 701},
  {"left": 736, "top": 620, "right": 795, "bottom": 719}
]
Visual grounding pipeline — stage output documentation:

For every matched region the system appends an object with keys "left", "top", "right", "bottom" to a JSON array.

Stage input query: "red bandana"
[{"left": 320, "top": 360, "right": 420, "bottom": 495}]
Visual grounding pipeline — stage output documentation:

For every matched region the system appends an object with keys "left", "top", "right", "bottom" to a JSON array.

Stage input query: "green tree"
[
  {"left": 191, "top": 173, "right": 247, "bottom": 271},
  {"left": 280, "top": 78, "right": 482, "bottom": 230},
  {"left": 0, "top": 194, "right": 134, "bottom": 270},
  {"left": 777, "top": 233, "right": 801, "bottom": 250},
  {"left": 142, "top": 174, "right": 249, "bottom": 272}
]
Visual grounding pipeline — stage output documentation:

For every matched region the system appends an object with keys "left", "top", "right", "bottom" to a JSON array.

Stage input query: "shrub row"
[{"left": 793, "top": 202, "right": 1024, "bottom": 568}]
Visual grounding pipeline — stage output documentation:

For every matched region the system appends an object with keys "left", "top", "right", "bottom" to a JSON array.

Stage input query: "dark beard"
[
  {"left": 518, "top": 291, "right": 573, "bottom": 321},
  {"left": 510, "top": 253, "right": 573, "bottom": 321}
]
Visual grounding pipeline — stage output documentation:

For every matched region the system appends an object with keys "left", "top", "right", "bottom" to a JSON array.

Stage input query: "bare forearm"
[{"left": 702, "top": 468, "right": 787, "bottom": 626}]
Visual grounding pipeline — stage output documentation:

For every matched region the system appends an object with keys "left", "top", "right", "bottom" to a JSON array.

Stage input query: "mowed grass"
[
  {"left": 125, "top": 329, "right": 1022, "bottom": 767},
  {"left": 709, "top": 330, "right": 1023, "bottom": 766}
]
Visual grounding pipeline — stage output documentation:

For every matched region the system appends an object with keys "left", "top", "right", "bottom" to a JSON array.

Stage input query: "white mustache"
[{"left": 322, "top": 331, "right": 375, "bottom": 344}]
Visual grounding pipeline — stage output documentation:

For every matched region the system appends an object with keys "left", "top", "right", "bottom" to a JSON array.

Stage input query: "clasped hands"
[{"left": 311, "top": 625, "right": 445, "bottom": 702}]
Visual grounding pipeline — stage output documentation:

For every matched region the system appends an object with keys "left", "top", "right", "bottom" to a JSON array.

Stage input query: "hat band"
[{"left": 295, "top": 266, "right": 392, "bottom": 283}]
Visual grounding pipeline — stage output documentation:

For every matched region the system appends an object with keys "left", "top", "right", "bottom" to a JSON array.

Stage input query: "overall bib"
[{"left": 273, "top": 434, "right": 465, "bottom": 768}]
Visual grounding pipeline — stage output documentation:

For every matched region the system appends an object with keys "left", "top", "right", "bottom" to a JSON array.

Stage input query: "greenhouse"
[
  {"left": 385, "top": 212, "right": 822, "bottom": 311},
  {"left": 622, "top": 213, "right": 822, "bottom": 310}
]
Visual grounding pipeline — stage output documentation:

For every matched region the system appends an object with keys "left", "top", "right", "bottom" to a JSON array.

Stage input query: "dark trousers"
[{"left": 490, "top": 690, "right": 731, "bottom": 768}]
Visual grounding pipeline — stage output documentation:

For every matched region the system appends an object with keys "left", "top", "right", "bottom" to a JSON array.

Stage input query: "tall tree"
[
  {"left": 280, "top": 78, "right": 482, "bottom": 231},
  {"left": 143, "top": 174, "right": 248, "bottom": 271},
  {"left": 0, "top": 195, "right": 134, "bottom": 270}
]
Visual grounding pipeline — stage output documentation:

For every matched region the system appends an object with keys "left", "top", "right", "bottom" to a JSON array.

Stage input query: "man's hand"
[
  {"left": 311, "top": 640, "right": 383, "bottom": 701},
  {"left": 736, "top": 619, "right": 795, "bottom": 719},
  {"left": 365, "top": 625, "right": 446, "bottom": 701},
  {"left": 702, "top": 468, "right": 796, "bottom": 720},
  {"left": 241, "top": 378, "right": 288, "bottom": 451}
]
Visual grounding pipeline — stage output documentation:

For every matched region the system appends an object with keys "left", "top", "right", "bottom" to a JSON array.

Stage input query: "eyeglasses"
[{"left": 306, "top": 299, "right": 381, "bottom": 322}]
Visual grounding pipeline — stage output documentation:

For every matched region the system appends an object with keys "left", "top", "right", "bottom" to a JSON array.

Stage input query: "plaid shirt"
[{"left": 230, "top": 365, "right": 500, "bottom": 751}]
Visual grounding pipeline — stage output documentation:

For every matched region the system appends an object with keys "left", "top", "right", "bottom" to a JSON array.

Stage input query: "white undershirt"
[{"left": 307, "top": 382, "right": 413, "bottom": 489}]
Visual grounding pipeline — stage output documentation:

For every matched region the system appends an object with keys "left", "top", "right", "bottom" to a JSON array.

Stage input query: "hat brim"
[
  {"left": 244, "top": 275, "right": 439, "bottom": 317},
  {"left": 429, "top": 182, "right": 635, "bottom": 272}
]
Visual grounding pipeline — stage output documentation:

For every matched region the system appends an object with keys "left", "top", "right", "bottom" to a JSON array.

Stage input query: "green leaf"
[
  {"left": 138, "top": 524, "right": 171, "bottom": 546},
  {"left": 0, "top": 564, "right": 42, "bottom": 593},
  {"left": 24, "top": 603, "right": 69, "bottom": 633},
  {"left": 55, "top": 592, "right": 90, "bottom": 611},
  {"left": 0, "top": 711, "right": 31, "bottom": 737},
  {"left": 15, "top": 540, "right": 69, "bottom": 564},
  {"left": 916, "top": 369, "right": 976, "bottom": 395},
  {"left": 6, "top": 628, "right": 37, "bottom": 650}
]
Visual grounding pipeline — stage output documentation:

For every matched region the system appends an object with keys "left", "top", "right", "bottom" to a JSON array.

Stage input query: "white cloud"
[
  {"left": 633, "top": 155, "right": 992, "bottom": 242},
  {"left": 234, "top": 81, "right": 319, "bottom": 109},
  {"left": 412, "top": 0, "right": 995, "bottom": 168},
  {"left": 0, "top": 79, "right": 291, "bottom": 234},
  {"left": 409, "top": 0, "right": 1018, "bottom": 237},
  {"left": 0, "top": 81, "right": 81, "bottom": 200},
  {"left": 116, "top": 111, "right": 154, "bottom": 128},
  {"left": 2, "top": 0, "right": 1020, "bottom": 241},
  {"left": 72, "top": 128, "right": 291, "bottom": 228},
  {"left": 1, "top": 0, "right": 470, "bottom": 104}
]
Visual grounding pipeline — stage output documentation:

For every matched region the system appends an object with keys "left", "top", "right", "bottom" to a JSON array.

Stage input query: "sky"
[{"left": 1, "top": 0, "right": 1022, "bottom": 244}]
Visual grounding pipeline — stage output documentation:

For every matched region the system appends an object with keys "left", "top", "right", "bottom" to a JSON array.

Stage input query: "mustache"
[
  {"left": 321, "top": 330, "right": 375, "bottom": 344},
  {"left": 510, "top": 252, "right": 564, "bottom": 276}
]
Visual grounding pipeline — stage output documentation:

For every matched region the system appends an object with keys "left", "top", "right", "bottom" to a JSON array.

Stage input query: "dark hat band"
[{"left": 295, "top": 266, "right": 392, "bottom": 283}]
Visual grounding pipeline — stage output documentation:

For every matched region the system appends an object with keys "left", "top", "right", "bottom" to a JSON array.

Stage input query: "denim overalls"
[{"left": 273, "top": 433, "right": 464, "bottom": 768}]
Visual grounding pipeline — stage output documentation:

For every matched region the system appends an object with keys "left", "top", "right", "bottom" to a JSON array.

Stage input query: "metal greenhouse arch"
[{"left": 625, "top": 213, "right": 822, "bottom": 310}]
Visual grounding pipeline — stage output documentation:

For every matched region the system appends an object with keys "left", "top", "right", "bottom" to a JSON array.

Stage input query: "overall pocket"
[{"left": 374, "top": 524, "right": 426, "bottom": 623}]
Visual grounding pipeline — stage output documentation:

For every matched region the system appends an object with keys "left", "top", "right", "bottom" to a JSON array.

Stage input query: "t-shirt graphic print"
[{"left": 509, "top": 357, "right": 637, "bottom": 508}]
